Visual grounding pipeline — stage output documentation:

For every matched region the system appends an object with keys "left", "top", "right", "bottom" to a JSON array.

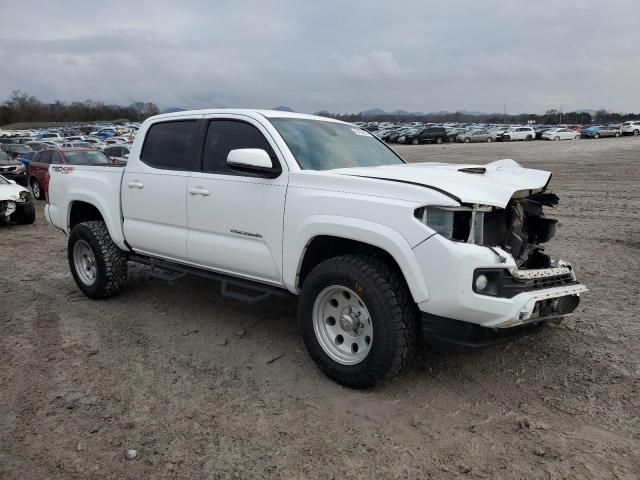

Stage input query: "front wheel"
[
  {"left": 13, "top": 203, "right": 35, "bottom": 224},
  {"left": 411, "top": 138, "right": 419, "bottom": 145},
  {"left": 526, "top": 135, "right": 533, "bottom": 141},
  {"left": 486, "top": 137, "right": 493, "bottom": 143},
  {"left": 68, "top": 221, "right": 128, "bottom": 299},
  {"left": 615, "top": 131, "right": 621, "bottom": 137},
  {"left": 435, "top": 137, "right": 443, "bottom": 144},
  {"left": 299, "top": 255, "right": 418, "bottom": 389},
  {"left": 464, "top": 137, "right": 471, "bottom": 143},
  {"left": 633, "top": 129, "right": 639, "bottom": 136},
  {"left": 554, "top": 136, "right": 560, "bottom": 141},
  {"left": 594, "top": 133, "right": 600, "bottom": 139}
]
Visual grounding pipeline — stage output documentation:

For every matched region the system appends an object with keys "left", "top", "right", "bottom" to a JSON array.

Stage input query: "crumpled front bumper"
[{"left": 413, "top": 235, "right": 587, "bottom": 329}]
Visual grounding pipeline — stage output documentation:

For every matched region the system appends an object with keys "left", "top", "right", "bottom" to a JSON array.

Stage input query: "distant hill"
[
  {"left": 359, "top": 108, "right": 388, "bottom": 116},
  {"left": 272, "top": 105, "right": 295, "bottom": 112}
]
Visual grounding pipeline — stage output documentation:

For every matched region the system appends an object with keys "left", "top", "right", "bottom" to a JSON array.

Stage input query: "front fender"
[{"left": 283, "top": 215, "right": 430, "bottom": 303}]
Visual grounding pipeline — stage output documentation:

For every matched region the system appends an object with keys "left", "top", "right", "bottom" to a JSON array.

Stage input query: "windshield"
[
  {"left": 63, "top": 151, "right": 112, "bottom": 165},
  {"left": 0, "top": 175, "right": 9, "bottom": 185},
  {"left": 270, "top": 118, "right": 405, "bottom": 170},
  {"left": 0, "top": 150, "right": 11, "bottom": 162}
]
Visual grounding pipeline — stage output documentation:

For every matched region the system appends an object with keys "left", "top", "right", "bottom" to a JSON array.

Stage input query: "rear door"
[
  {"left": 122, "top": 119, "right": 200, "bottom": 261},
  {"left": 186, "top": 115, "right": 287, "bottom": 284},
  {"left": 30, "top": 150, "right": 52, "bottom": 184}
]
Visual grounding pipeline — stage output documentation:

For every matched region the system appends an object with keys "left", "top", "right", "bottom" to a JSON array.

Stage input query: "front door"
[{"left": 186, "top": 116, "right": 287, "bottom": 284}]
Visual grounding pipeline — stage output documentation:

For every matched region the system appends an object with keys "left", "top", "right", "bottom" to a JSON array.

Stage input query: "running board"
[{"left": 129, "top": 254, "right": 287, "bottom": 304}]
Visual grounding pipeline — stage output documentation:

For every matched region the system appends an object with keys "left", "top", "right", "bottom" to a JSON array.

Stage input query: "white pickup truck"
[{"left": 46, "top": 110, "right": 587, "bottom": 388}]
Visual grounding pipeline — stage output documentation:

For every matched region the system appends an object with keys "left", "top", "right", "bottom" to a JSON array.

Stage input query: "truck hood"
[{"left": 331, "top": 159, "right": 551, "bottom": 207}]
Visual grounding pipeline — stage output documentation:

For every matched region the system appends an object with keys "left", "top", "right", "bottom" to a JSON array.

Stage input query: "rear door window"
[
  {"left": 38, "top": 151, "right": 53, "bottom": 164},
  {"left": 140, "top": 120, "right": 198, "bottom": 170}
]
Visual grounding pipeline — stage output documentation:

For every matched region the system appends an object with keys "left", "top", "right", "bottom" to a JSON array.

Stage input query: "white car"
[
  {"left": 542, "top": 128, "right": 580, "bottom": 141},
  {"left": 620, "top": 120, "right": 640, "bottom": 136},
  {"left": 502, "top": 126, "right": 535, "bottom": 141},
  {"left": 0, "top": 175, "right": 35, "bottom": 224},
  {"left": 46, "top": 109, "right": 587, "bottom": 388}
]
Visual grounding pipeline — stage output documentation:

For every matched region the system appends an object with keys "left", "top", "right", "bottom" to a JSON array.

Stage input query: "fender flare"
[
  {"left": 283, "top": 215, "right": 430, "bottom": 303},
  {"left": 66, "top": 191, "right": 127, "bottom": 249}
]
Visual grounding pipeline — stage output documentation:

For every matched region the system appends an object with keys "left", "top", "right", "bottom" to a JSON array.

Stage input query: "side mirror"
[{"left": 226, "top": 149, "right": 280, "bottom": 178}]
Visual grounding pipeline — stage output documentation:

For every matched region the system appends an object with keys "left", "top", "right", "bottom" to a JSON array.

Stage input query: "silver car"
[{"left": 456, "top": 129, "right": 497, "bottom": 143}]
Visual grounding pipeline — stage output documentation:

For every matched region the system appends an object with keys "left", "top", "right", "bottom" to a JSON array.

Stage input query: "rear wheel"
[
  {"left": 411, "top": 138, "right": 419, "bottom": 145},
  {"left": 464, "top": 137, "right": 471, "bottom": 143},
  {"left": 615, "top": 131, "right": 621, "bottom": 137},
  {"left": 68, "top": 221, "right": 127, "bottom": 299},
  {"left": 435, "top": 137, "right": 443, "bottom": 144},
  {"left": 30, "top": 178, "right": 44, "bottom": 200},
  {"left": 486, "top": 137, "right": 493, "bottom": 143},
  {"left": 594, "top": 133, "right": 600, "bottom": 139},
  {"left": 299, "top": 255, "right": 418, "bottom": 389},
  {"left": 503, "top": 136, "right": 511, "bottom": 142},
  {"left": 554, "top": 136, "right": 560, "bottom": 141},
  {"left": 633, "top": 129, "right": 639, "bottom": 136},
  {"left": 526, "top": 135, "right": 533, "bottom": 141},
  {"left": 575, "top": 135, "right": 580, "bottom": 139}
]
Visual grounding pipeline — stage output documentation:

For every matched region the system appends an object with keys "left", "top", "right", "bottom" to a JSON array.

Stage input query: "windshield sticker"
[
  {"left": 351, "top": 128, "right": 372, "bottom": 137},
  {"left": 52, "top": 166, "right": 74, "bottom": 174}
]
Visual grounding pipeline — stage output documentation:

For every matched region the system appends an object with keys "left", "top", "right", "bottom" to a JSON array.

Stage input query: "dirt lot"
[{"left": 1, "top": 137, "right": 639, "bottom": 479}]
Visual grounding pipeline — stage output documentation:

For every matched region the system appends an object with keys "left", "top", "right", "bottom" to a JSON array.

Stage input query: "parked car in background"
[
  {"left": 456, "top": 129, "right": 496, "bottom": 143},
  {"left": 28, "top": 148, "right": 113, "bottom": 200},
  {"left": 404, "top": 127, "right": 449, "bottom": 145},
  {"left": 0, "top": 149, "right": 28, "bottom": 186},
  {"left": 1, "top": 143, "right": 34, "bottom": 159},
  {"left": 534, "top": 126, "right": 553, "bottom": 140},
  {"left": 36, "top": 132, "right": 64, "bottom": 141},
  {"left": 102, "top": 144, "right": 131, "bottom": 164},
  {"left": 446, "top": 128, "right": 467, "bottom": 142},
  {"left": 541, "top": 128, "right": 581, "bottom": 141},
  {"left": 502, "top": 126, "right": 535, "bottom": 141},
  {"left": 17, "top": 151, "right": 37, "bottom": 174},
  {"left": 581, "top": 125, "right": 621, "bottom": 139},
  {"left": 0, "top": 174, "right": 35, "bottom": 224},
  {"left": 620, "top": 120, "right": 640, "bottom": 136}
]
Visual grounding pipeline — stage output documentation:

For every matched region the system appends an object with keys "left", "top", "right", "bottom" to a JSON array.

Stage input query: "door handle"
[
  {"left": 189, "top": 187, "right": 211, "bottom": 196},
  {"left": 127, "top": 181, "right": 144, "bottom": 189}
]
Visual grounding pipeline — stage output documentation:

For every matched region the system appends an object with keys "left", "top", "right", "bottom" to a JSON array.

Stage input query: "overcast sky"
[{"left": 1, "top": 0, "right": 638, "bottom": 114}]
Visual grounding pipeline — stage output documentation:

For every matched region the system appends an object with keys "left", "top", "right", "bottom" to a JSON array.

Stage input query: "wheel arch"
[
  {"left": 65, "top": 195, "right": 127, "bottom": 249},
  {"left": 285, "top": 218, "right": 430, "bottom": 304}
]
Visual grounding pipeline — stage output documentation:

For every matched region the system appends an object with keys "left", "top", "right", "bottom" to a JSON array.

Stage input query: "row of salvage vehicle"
[{"left": 364, "top": 120, "right": 640, "bottom": 145}]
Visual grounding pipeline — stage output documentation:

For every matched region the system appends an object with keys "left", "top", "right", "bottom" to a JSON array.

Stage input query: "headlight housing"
[
  {"left": 415, "top": 206, "right": 487, "bottom": 243},
  {"left": 16, "top": 164, "right": 26, "bottom": 173},
  {"left": 18, "top": 190, "right": 31, "bottom": 203}
]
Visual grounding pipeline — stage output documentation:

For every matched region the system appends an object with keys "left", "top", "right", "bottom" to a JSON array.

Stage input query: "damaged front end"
[{"left": 415, "top": 190, "right": 561, "bottom": 269}]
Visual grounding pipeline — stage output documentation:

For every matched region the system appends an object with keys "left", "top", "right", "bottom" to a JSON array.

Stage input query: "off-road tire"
[
  {"left": 299, "top": 254, "right": 418, "bottom": 389},
  {"left": 68, "top": 221, "right": 127, "bottom": 299},
  {"left": 13, "top": 203, "right": 35, "bottom": 224}
]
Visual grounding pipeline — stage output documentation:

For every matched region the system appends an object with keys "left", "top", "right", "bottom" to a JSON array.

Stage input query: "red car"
[{"left": 28, "top": 148, "right": 112, "bottom": 200}]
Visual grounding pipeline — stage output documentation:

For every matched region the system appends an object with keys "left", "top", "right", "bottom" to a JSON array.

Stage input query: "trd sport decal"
[{"left": 52, "top": 166, "right": 75, "bottom": 174}]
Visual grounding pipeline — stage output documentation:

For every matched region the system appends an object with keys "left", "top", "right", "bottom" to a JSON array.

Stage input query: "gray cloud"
[{"left": 0, "top": 0, "right": 638, "bottom": 113}]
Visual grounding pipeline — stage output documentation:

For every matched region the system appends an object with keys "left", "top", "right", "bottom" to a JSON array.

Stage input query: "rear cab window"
[{"left": 140, "top": 120, "right": 198, "bottom": 170}]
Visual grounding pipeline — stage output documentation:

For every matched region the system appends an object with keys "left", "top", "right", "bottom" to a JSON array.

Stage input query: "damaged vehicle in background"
[
  {"left": 0, "top": 175, "right": 35, "bottom": 224},
  {"left": 46, "top": 110, "right": 587, "bottom": 389},
  {"left": 0, "top": 149, "right": 28, "bottom": 186}
]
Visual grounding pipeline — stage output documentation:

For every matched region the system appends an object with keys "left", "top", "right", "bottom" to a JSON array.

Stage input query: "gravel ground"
[{"left": 1, "top": 137, "right": 639, "bottom": 479}]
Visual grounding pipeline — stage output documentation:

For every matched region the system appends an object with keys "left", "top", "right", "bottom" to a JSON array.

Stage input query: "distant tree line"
[
  {"left": 318, "top": 109, "right": 640, "bottom": 125},
  {"left": 0, "top": 90, "right": 160, "bottom": 126}
]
